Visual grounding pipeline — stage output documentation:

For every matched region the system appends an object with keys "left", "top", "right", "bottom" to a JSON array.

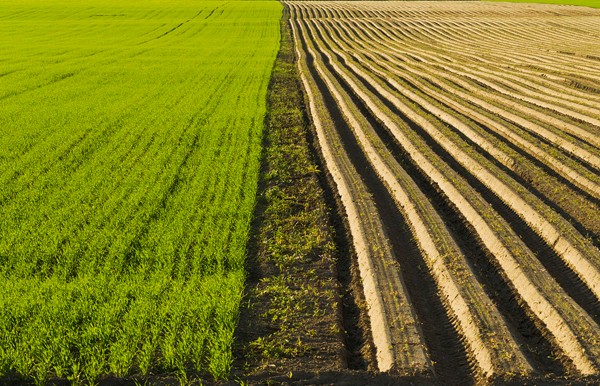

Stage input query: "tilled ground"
[{"left": 283, "top": 1, "right": 600, "bottom": 384}]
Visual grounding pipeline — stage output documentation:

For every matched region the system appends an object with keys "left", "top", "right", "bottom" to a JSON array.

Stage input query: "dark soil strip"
[
  {"left": 301, "top": 22, "right": 473, "bottom": 385},
  {"left": 303, "top": 82, "right": 377, "bottom": 372},
  {"left": 233, "top": 9, "right": 372, "bottom": 382}
]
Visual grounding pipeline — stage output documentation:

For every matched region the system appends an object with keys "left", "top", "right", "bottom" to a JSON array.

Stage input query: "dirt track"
[{"left": 288, "top": 1, "right": 600, "bottom": 383}]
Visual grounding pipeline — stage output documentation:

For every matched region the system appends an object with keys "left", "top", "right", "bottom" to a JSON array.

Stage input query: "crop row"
[{"left": 0, "top": 1, "right": 281, "bottom": 383}]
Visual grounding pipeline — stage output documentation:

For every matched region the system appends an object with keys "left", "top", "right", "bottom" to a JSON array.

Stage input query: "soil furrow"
[
  {"left": 299, "top": 17, "right": 600, "bottom": 376},
  {"left": 304, "top": 16, "right": 536, "bottom": 381},
  {"left": 351, "top": 84, "right": 571, "bottom": 377},
  {"left": 291, "top": 12, "right": 432, "bottom": 376},
  {"left": 352, "top": 19, "right": 600, "bottom": 170},
  {"left": 429, "top": 65, "right": 600, "bottom": 148},
  {"left": 315, "top": 31, "right": 600, "bottom": 247},
  {"left": 286, "top": 2, "right": 600, "bottom": 382},
  {"left": 311, "top": 16, "right": 600, "bottom": 310},
  {"left": 324, "top": 8, "right": 600, "bottom": 258},
  {"left": 342, "top": 16, "right": 600, "bottom": 164},
  {"left": 296, "top": 19, "right": 475, "bottom": 384}
]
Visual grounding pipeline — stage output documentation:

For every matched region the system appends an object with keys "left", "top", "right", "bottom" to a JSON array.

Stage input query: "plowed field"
[{"left": 289, "top": 1, "right": 600, "bottom": 383}]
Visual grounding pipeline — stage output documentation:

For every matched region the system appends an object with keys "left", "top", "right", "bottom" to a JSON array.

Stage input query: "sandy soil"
[{"left": 287, "top": 1, "right": 600, "bottom": 384}]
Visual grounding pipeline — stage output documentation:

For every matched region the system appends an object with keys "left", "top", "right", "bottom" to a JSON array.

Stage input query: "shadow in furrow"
[
  {"left": 397, "top": 76, "right": 600, "bottom": 249},
  {"left": 416, "top": 76, "right": 600, "bottom": 209},
  {"left": 331, "top": 35, "right": 600, "bottom": 334}
]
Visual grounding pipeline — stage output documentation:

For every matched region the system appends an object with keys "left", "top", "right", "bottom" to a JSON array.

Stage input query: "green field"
[
  {"left": 489, "top": 0, "right": 600, "bottom": 8},
  {"left": 0, "top": 0, "right": 281, "bottom": 382}
]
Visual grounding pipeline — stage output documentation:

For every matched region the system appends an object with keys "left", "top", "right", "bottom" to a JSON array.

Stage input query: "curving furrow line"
[
  {"left": 376, "top": 19, "right": 600, "bottom": 81},
  {"left": 400, "top": 16, "right": 600, "bottom": 77},
  {"left": 348, "top": 17, "right": 600, "bottom": 170},
  {"left": 290, "top": 1, "right": 600, "bottom": 378},
  {"left": 328, "top": 17, "right": 600, "bottom": 198},
  {"left": 364, "top": 17, "right": 599, "bottom": 126},
  {"left": 295, "top": 10, "right": 534, "bottom": 380},
  {"left": 289, "top": 6, "right": 432, "bottom": 375},
  {"left": 373, "top": 15, "right": 600, "bottom": 85},
  {"left": 308, "top": 10, "right": 600, "bottom": 312}
]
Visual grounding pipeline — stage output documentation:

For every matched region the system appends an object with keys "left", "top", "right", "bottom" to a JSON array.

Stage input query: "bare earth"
[{"left": 287, "top": 1, "right": 600, "bottom": 384}]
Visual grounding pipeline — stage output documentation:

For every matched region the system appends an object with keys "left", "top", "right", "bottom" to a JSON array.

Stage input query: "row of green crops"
[{"left": 0, "top": 0, "right": 281, "bottom": 382}]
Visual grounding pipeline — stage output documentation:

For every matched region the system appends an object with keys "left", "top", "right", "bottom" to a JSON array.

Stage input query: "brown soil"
[
  {"left": 232, "top": 8, "right": 380, "bottom": 383},
  {"left": 280, "top": 1, "right": 600, "bottom": 384}
]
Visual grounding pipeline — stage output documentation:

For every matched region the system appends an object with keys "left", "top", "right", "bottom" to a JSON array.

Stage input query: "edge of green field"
[{"left": 0, "top": 0, "right": 282, "bottom": 383}]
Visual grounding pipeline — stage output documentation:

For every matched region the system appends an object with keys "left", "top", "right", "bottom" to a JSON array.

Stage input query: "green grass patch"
[
  {"left": 0, "top": 0, "right": 281, "bottom": 383},
  {"left": 487, "top": 0, "right": 600, "bottom": 8}
]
